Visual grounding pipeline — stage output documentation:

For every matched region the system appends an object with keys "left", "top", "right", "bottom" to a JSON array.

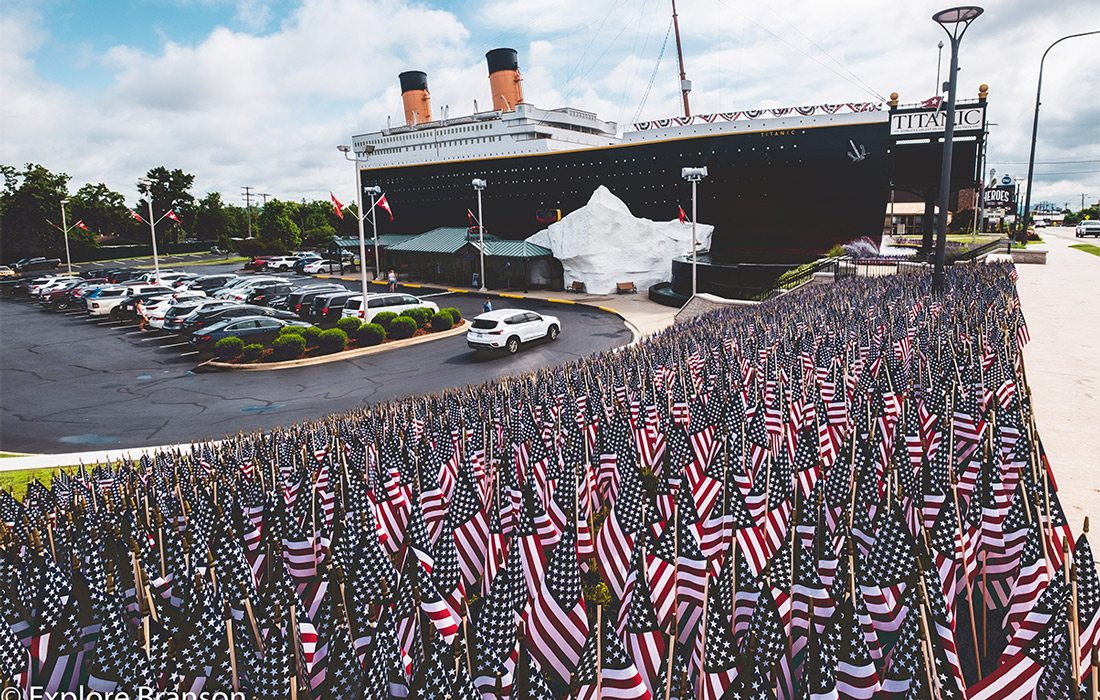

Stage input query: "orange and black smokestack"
[
  {"left": 486, "top": 48, "right": 524, "bottom": 112},
  {"left": 399, "top": 70, "right": 432, "bottom": 125}
]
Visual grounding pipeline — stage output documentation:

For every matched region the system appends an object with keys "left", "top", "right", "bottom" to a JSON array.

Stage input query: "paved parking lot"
[{"left": 0, "top": 266, "right": 631, "bottom": 453}]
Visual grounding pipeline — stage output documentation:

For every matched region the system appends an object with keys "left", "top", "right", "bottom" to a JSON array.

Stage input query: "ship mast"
[{"left": 671, "top": 0, "right": 691, "bottom": 117}]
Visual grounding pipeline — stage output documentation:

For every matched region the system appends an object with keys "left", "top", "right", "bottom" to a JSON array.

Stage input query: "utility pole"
[
  {"left": 258, "top": 193, "right": 272, "bottom": 206},
  {"left": 241, "top": 186, "right": 254, "bottom": 239}
]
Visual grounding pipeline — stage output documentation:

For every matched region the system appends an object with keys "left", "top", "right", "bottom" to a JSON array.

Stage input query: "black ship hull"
[{"left": 362, "top": 120, "right": 892, "bottom": 264}]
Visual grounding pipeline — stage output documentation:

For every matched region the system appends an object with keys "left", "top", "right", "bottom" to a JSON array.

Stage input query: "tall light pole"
[
  {"left": 1021, "top": 30, "right": 1100, "bottom": 238},
  {"left": 681, "top": 167, "right": 708, "bottom": 297},
  {"left": 59, "top": 199, "right": 73, "bottom": 275},
  {"left": 935, "top": 40, "right": 945, "bottom": 93},
  {"left": 472, "top": 178, "right": 487, "bottom": 291},
  {"left": 338, "top": 144, "right": 375, "bottom": 319},
  {"left": 931, "top": 6, "right": 983, "bottom": 295},
  {"left": 364, "top": 186, "right": 382, "bottom": 279},
  {"left": 137, "top": 177, "right": 162, "bottom": 283}
]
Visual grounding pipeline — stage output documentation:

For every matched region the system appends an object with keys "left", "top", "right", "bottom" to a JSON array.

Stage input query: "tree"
[
  {"left": 256, "top": 199, "right": 302, "bottom": 251},
  {"left": 0, "top": 163, "right": 90, "bottom": 263},
  {"left": 71, "top": 182, "right": 134, "bottom": 240},
  {"left": 136, "top": 166, "right": 195, "bottom": 246},
  {"left": 194, "top": 192, "right": 243, "bottom": 242}
]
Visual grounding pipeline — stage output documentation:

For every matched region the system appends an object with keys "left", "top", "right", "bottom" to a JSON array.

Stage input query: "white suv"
[
  {"left": 467, "top": 309, "right": 560, "bottom": 354},
  {"left": 342, "top": 293, "right": 439, "bottom": 322},
  {"left": 29, "top": 275, "right": 80, "bottom": 297},
  {"left": 215, "top": 276, "right": 284, "bottom": 301},
  {"left": 86, "top": 284, "right": 173, "bottom": 316},
  {"left": 264, "top": 256, "right": 300, "bottom": 271}
]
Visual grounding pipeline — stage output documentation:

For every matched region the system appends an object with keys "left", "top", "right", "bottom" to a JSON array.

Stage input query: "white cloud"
[{"left": 1, "top": 0, "right": 1097, "bottom": 211}]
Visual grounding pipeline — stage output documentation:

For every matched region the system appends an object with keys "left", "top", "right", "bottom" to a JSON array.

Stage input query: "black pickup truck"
[{"left": 13, "top": 257, "right": 62, "bottom": 272}]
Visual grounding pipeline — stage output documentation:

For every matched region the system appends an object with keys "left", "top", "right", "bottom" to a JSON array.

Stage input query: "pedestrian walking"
[
  {"left": 387, "top": 269, "right": 397, "bottom": 292},
  {"left": 136, "top": 299, "right": 149, "bottom": 331},
  {"left": 483, "top": 298, "right": 493, "bottom": 313}
]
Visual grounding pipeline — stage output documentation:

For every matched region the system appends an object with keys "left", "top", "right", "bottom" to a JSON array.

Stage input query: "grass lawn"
[
  {"left": 132, "top": 256, "right": 247, "bottom": 269},
  {"left": 0, "top": 466, "right": 78, "bottom": 499},
  {"left": 0, "top": 453, "right": 26, "bottom": 458},
  {"left": 1070, "top": 243, "right": 1100, "bottom": 258}
]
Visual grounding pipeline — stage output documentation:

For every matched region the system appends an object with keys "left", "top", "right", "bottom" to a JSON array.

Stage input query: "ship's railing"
[
  {"left": 947, "top": 237, "right": 1012, "bottom": 264},
  {"left": 757, "top": 256, "right": 847, "bottom": 300}
]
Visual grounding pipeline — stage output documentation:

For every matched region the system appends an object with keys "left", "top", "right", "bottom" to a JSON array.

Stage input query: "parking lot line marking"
[
  {"left": 418, "top": 292, "right": 454, "bottom": 298},
  {"left": 177, "top": 350, "right": 201, "bottom": 357},
  {"left": 159, "top": 341, "right": 191, "bottom": 349}
]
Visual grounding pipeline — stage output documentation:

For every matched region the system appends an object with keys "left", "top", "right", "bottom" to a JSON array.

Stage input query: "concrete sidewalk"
[{"left": 1014, "top": 227, "right": 1100, "bottom": 529}]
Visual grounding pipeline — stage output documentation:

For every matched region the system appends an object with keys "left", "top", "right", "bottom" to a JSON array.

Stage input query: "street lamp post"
[
  {"left": 1021, "top": 30, "right": 1100, "bottom": 239},
  {"left": 681, "top": 167, "right": 708, "bottom": 297},
  {"left": 338, "top": 144, "right": 376, "bottom": 320},
  {"left": 472, "top": 178, "right": 487, "bottom": 292},
  {"left": 137, "top": 177, "right": 162, "bottom": 283},
  {"left": 364, "top": 186, "right": 382, "bottom": 279},
  {"left": 931, "top": 6, "right": 984, "bottom": 295},
  {"left": 59, "top": 199, "right": 73, "bottom": 275}
]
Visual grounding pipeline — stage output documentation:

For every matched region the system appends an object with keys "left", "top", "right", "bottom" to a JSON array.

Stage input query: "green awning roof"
[
  {"left": 385, "top": 227, "right": 554, "bottom": 258},
  {"left": 332, "top": 234, "right": 415, "bottom": 249}
]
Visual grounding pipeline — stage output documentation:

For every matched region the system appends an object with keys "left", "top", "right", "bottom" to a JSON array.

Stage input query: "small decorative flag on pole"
[
  {"left": 165, "top": 210, "right": 182, "bottom": 224},
  {"left": 75, "top": 220, "right": 90, "bottom": 231},
  {"left": 330, "top": 193, "right": 345, "bottom": 220},
  {"left": 377, "top": 194, "right": 394, "bottom": 222},
  {"left": 678, "top": 205, "right": 688, "bottom": 224},
  {"left": 467, "top": 209, "right": 476, "bottom": 226},
  {"left": 130, "top": 209, "right": 146, "bottom": 223}
]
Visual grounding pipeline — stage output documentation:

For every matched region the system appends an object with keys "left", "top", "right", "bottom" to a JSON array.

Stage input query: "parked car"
[
  {"left": 87, "top": 284, "right": 173, "bottom": 317},
  {"left": 183, "top": 274, "right": 239, "bottom": 293},
  {"left": 161, "top": 299, "right": 236, "bottom": 333},
  {"left": 294, "top": 286, "right": 354, "bottom": 318},
  {"left": 303, "top": 257, "right": 357, "bottom": 274},
  {"left": 342, "top": 293, "right": 439, "bottom": 323},
  {"left": 139, "top": 292, "right": 211, "bottom": 328},
  {"left": 292, "top": 253, "right": 324, "bottom": 272},
  {"left": 214, "top": 276, "right": 285, "bottom": 301},
  {"left": 13, "top": 257, "right": 62, "bottom": 272},
  {"left": 114, "top": 288, "right": 195, "bottom": 321},
  {"left": 1076, "top": 220, "right": 1100, "bottom": 238},
  {"left": 245, "top": 281, "right": 296, "bottom": 306},
  {"left": 244, "top": 256, "right": 275, "bottom": 271},
  {"left": 190, "top": 316, "right": 310, "bottom": 350},
  {"left": 281, "top": 284, "right": 347, "bottom": 315},
  {"left": 309, "top": 291, "right": 358, "bottom": 323},
  {"left": 53, "top": 279, "right": 110, "bottom": 310},
  {"left": 466, "top": 309, "right": 560, "bottom": 354},
  {"left": 258, "top": 255, "right": 300, "bottom": 272},
  {"left": 37, "top": 279, "right": 93, "bottom": 309},
  {"left": 179, "top": 303, "right": 299, "bottom": 335},
  {"left": 0, "top": 265, "right": 14, "bottom": 277},
  {"left": 28, "top": 275, "right": 80, "bottom": 298}
]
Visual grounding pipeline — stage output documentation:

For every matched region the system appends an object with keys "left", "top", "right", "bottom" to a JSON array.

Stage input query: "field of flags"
[{"left": 1, "top": 263, "right": 1097, "bottom": 699}]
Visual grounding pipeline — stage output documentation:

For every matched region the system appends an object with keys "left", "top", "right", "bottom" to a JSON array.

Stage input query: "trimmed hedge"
[
  {"left": 302, "top": 326, "right": 322, "bottom": 348},
  {"left": 430, "top": 311, "right": 453, "bottom": 331},
  {"left": 318, "top": 328, "right": 348, "bottom": 354},
  {"left": 242, "top": 343, "right": 264, "bottom": 362},
  {"left": 388, "top": 316, "right": 417, "bottom": 340},
  {"left": 272, "top": 334, "right": 306, "bottom": 360},
  {"left": 278, "top": 325, "right": 305, "bottom": 336},
  {"left": 213, "top": 336, "right": 244, "bottom": 361},
  {"left": 336, "top": 316, "right": 362, "bottom": 335},
  {"left": 372, "top": 311, "right": 398, "bottom": 329},
  {"left": 440, "top": 307, "right": 462, "bottom": 324},
  {"left": 400, "top": 306, "right": 434, "bottom": 328},
  {"left": 356, "top": 322, "right": 386, "bottom": 346}
]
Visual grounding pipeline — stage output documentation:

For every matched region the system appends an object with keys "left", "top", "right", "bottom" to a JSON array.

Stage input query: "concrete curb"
[
  {"left": 201, "top": 320, "right": 469, "bottom": 371},
  {"left": 315, "top": 277, "right": 643, "bottom": 345}
]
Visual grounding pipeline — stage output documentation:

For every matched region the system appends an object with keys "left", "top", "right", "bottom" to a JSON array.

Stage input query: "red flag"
[
  {"left": 467, "top": 209, "right": 476, "bottom": 226},
  {"left": 678, "top": 205, "right": 688, "bottom": 224},
  {"left": 377, "top": 193, "right": 394, "bottom": 222},
  {"left": 921, "top": 95, "right": 943, "bottom": 109},
  {"left": 165, "top": 210, "right": 182, "bottom": 224},
  {"left": 330, "top": 193, "right": 345, "bottom": 220},
  {"left": 130, "top": 209, "right": 146, "bottom": 223},
  {"left": 75, "top": 220, "right": 90, "bottom": 231}
]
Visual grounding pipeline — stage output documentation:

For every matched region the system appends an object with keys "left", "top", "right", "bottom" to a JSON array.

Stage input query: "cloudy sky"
[{"left": 2, "top": 0, "right": 1097, "bottom": 211}]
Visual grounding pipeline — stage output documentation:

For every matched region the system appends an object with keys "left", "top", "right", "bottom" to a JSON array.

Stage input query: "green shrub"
[
  {"left": 372, "top": 311, "right": 398, "bottom": 329},
  {"left": 430, "top": 311, "right": 453, "bottom": 331},
  {"left": 278, "top": 325, "right": 305, "bottom": 336},
  {"left": 336, "top": 316, "right": 362, "bottom": 335},
  {"left": 272, "top": 334, "right": 306, "bottom": 360},
  {"left": 356, "top": 322, "right": 386, "bottom": 346},
  {"left": 302, "top": 325, "right": 322, "bottom": 347},
  {"left": 400, "top": 306, "right": 434, "bottom": 328},
  {"left": 440, "top": 306, "right": 462, "bottom": 324},
  {"left": 388, "top": 316, "right": 417, "bottom": 340},
  {"left": 242, "top": 343, "right": 264, "bottom": 362},
  {"left": 213, "top": 336, "right": 244, "bottom": 361},
  {"left": 318, "top": 328, "right": 348, "bottom": 354},
  {"left": 826, "top": 244, "right": 846, "bottom": 258}
]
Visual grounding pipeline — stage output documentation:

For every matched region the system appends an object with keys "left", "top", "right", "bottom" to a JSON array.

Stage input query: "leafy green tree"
[
  {"left": 70, "top": 182, "right": 134, "bottom": 240},
  {"left": 136, "top": 166, "right": 195, "bottom": 245},
  {"left": 0, "top": 163, "right": 94, "bottom": 262},
  {"left": 194, "top": 192, "right": 243, "bottom": 242},
  {"left": 257, "top": 199, "right": 302, "bottom": 251}
]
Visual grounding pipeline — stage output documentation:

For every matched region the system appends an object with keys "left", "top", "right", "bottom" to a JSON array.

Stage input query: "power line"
[{"left": 991, "top": 159, "right": 1100, "bottom": 165}]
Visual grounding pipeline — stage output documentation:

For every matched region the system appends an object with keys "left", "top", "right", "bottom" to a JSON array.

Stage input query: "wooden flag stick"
[{"left": 596, "top": 604, "right": 603, "bottom": 699}]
